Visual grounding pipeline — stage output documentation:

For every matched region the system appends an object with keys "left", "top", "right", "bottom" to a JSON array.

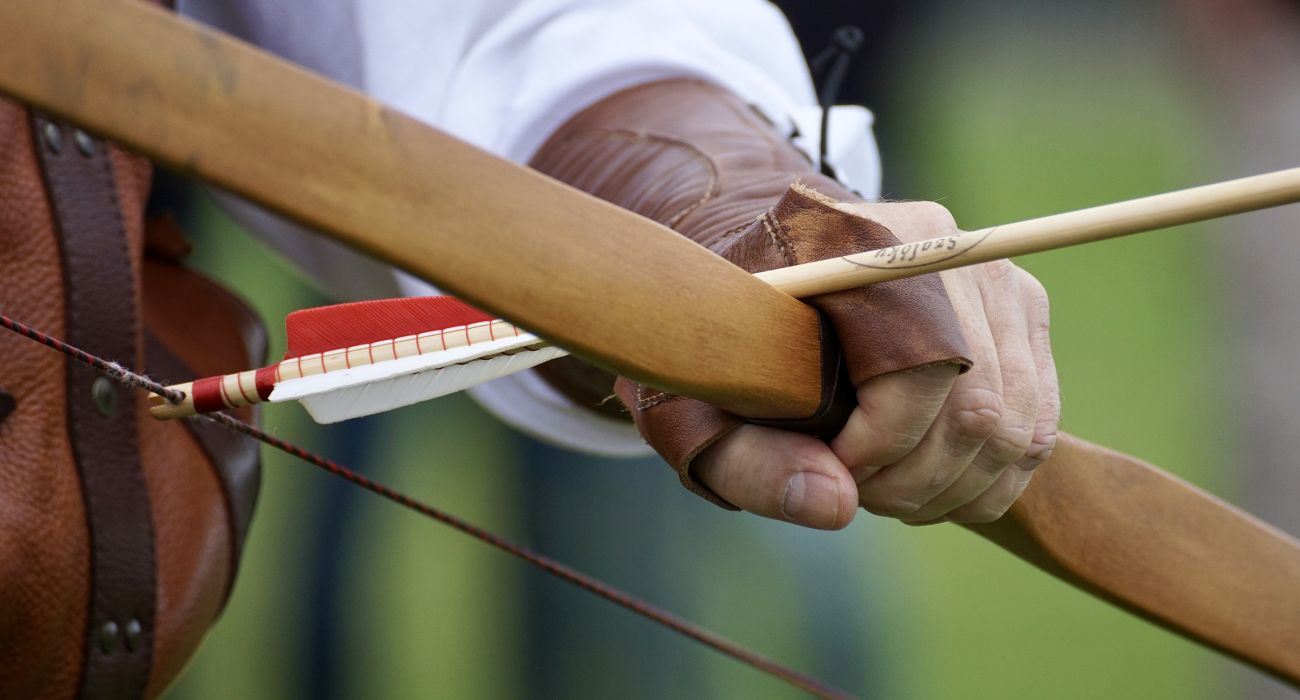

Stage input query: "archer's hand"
[
  {"left": 532, "top": 79, "right": 1055, "bottom": 528},
  {"left": 693, "top": 201, "right": 1060, "bottom": 529}
]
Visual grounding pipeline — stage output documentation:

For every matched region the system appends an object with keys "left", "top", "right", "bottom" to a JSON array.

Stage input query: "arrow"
[
  {"left": 3, "top": 0, "right": 1298, "bottom": 687},
  {"left": 151, "top": 166, "right": 1300, "bottom": 423}
]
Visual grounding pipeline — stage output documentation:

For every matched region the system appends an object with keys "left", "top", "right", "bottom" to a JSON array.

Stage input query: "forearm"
[
  {"left": 529, "top": 78, "right": 858, "bottom": 413},
  {"left": 531, "top": 79, "right": 855, "bottom": 246}
]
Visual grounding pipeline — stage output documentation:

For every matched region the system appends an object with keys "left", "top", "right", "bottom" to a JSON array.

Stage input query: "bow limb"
[
  {"left": 0, "top": 0, "right": 825, "bottom": 420},
  {"left": 3, "top": 0, "right": 1297, "bottom": 686},
  {"left": 969, "top": 433, "right": 1300, "bottom": 685}
]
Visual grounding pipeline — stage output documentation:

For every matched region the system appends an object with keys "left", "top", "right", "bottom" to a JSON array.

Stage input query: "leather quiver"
[{"left": 0, "top": 92, "right": 262, "bottom": 698}]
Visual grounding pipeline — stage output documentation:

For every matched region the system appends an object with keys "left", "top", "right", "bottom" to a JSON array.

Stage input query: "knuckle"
[
  {"left": 913, "top": 200, "right": 957, "bottom": 229},
  {"left": 947, "top": 388, "right": 1003, "bottom": 442},
  {"left": 972, "top": 259, "right": 1027, "bottom": 294},
  {"left": 983, "top": 258, "right": 1019, "bottom": 284},
  {"left": 1028, "top": 293, "right": 1051, "bottom": 332},
  {"left": 979, "top": 423, "right": 1035, "bottom": 471},
  {"left": 1030, "top": 313, "right": 1052, "bottom": 349},
  {"left": 1015, "top": 268, "right": 1053, "bottom": 332},
  {"left": 1018, "top": 267, "right": 1050, "bottom": 304},
  {"left": 924, "top": 463, "right": 961, "bottom": 493},
  {"left": 1021, "top": 428, "right": 1059, "bottom": 467}
]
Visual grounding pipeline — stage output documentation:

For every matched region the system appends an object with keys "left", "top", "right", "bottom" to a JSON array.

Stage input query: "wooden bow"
[{"left": 3, "top": 0, "right": 1297, "bottom": 686}]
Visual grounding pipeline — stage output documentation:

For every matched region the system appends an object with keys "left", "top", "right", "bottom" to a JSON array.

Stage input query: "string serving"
[{"left": 0, "top": 309, "right": 854, "bottom": 700}]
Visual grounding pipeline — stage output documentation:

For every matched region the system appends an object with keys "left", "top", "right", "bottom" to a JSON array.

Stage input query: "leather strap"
[
  {"left": 144, "top": 333, "right": 260, "bottom": 602},
  {"left": 33, "top": 116, "right": 157, "bottom": 699}
]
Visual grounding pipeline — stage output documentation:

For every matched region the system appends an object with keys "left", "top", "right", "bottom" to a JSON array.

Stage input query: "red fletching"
[{"left": 283, "top": 296, "right": 495, "bottom": 359}]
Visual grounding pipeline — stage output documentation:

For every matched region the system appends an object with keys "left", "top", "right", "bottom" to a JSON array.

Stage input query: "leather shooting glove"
[{"left": 530, "top": 79, "right": 971, "bottom": 508}]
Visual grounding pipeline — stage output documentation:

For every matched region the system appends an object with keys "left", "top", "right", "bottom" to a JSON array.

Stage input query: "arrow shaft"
[
  {"left": 156, "top": 165, "right": 1300, "bottom": 418},
  {"left": 758, "top": 167, "right": 1300, "bottom": 295},
  {"left": 3, "top": 0, "right": 1300, "bottom": 688}
]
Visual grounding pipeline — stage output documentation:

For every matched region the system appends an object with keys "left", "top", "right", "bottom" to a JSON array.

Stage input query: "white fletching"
[{"left": 269, "top": 332, "right": 568, "bottom": 423}]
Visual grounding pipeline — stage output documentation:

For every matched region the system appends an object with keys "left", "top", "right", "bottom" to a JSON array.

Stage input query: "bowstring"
[{"left": 0, "top": 309, "right": 855, "bottom": 700}]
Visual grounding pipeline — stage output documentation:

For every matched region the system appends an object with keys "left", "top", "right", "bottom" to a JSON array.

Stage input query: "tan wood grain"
[
  {"left": 970, "top": 433, "right": 1300, "bottom": 685},
  {"left": 2, "top": 0, "right": 1297, "bottom": 687},
  {"left": 0, "top": 0, "right": 823, "bottom": 419}
]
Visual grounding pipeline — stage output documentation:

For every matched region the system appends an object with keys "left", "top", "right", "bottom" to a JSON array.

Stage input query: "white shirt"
[{"left": 179, "top": 0, "right": 882, "bottom": 455}]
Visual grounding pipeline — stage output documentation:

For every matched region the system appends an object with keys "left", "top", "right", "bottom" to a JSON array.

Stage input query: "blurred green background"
[{"left": 164, "top": 1, "right": 1295, "bottom": 698}]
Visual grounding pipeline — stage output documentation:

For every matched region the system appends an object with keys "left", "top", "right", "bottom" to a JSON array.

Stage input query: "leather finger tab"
[
  {"left": 614, "top": 379, "right": 742, "bottom": 510},
  {"left": 724, "top": 186, "right": 973, "bottom": 386}
]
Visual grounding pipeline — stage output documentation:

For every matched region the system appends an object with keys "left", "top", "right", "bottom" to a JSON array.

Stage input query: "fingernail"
[{"left": 782, "top": 473, "right": 840, "bottom": 528}]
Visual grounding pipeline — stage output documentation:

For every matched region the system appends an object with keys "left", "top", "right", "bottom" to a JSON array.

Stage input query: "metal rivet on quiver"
[
  {"left": 41, "top": 121, "right": 61, "bottom": 155},
  {"left": 73, "top": 129, "right": 96, "bottom": 157},
  {"left": 91, "top": 376, "right": 117, "bottom": 417},
  {"left": 99, "top": 621, "right": 119, "bottom": 653},
  {"left": 0, "top": 388, "right": 14, "bottom": 424},
  {"left": 123, "top": 618, "right": 142, "bottom": 652}
]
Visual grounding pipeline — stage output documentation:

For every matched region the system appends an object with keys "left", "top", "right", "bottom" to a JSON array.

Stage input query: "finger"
[
  {"left": 1018, "top": 269, "right": 1060, "bottom": 468},
  {"left": 857, "top": 369, "right": 1003, "bottom": 518},
  {"left": 946, "top": 269, "right": 1060, "bottom": 523},
  {"left": 830, "top": 364, "right": 958, "bottom": 482},
  {"left": 944, "top": 461, "right": 1035, "bottom": 523},
  {"left": 692, "top": 424, "right": 859, "bottom": 530},
  {"left": 856, "top": 270, "right": 1003, "bottom": 518},
  {"left": 833, "top": 200, "right": 958, "bottom": 238},
  {"left": 827, "top": 200, "right": 964, "bottom": 482},
  {"left": 898, "top": 419, "right": 1026, "bottom": 524},
  {"left": 904, "top": 263, "right": 1040, "bottom": 523}
]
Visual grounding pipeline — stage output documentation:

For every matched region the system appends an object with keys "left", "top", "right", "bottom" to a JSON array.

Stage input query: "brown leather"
[
  {"left": 612, "top": 381, "right": 743, "bottom": 502},
  {"left": 532, "top": 356, "right": 627, "bottom": 419},
  {"left": 0, "top": 93, "right": 263, "bottom": 698},
  {"left": 141, "top": 251, "right": 265, "bottom": 591},
  {"left": 715, "top": 186, "right": 972, "bottom": 384},
  {"left": 0, "top": 96, "right": 91, "bottom": 700},
  {"left": 35, "top": 114, "right": 158, "bottom": 699},
  {"left": 532, "top": 79, "right": 971, "bottom": 507}
]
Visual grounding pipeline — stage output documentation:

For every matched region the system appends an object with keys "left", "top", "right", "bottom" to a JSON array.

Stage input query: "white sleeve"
[
  {"left": 425, "top": 0, "right": 880, "bottom": 192},
  {"left": 183, "top": 0, "right": 880, "bottom": 456}
]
